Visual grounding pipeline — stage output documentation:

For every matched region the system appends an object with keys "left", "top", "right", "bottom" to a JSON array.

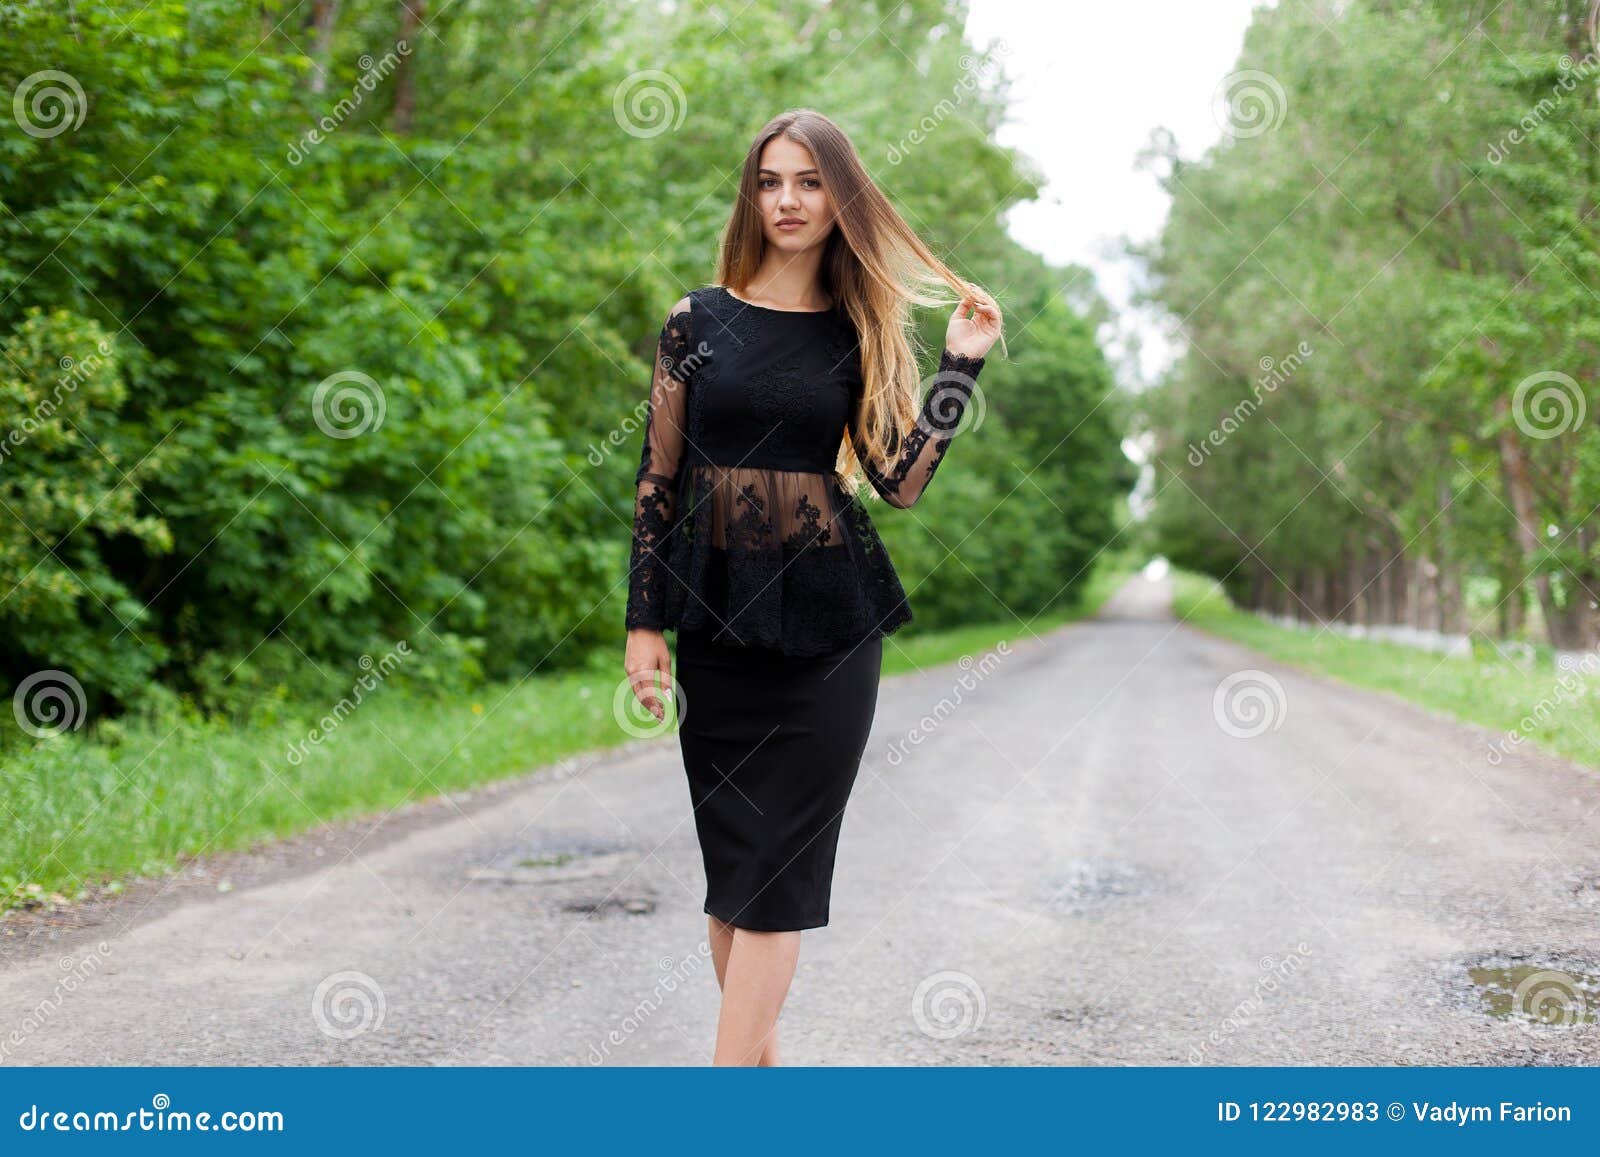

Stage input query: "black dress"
[{"left": 625, "top": 284, "right": 987, "bottom": 931}]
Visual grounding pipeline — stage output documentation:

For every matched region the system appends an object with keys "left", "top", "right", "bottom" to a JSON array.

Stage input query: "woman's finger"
[{"left": 631, "top": 668, "right": 665, "bottom": 721}]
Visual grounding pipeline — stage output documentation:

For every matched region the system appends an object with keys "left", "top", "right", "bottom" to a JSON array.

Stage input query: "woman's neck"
[{"left": 743, "top": 255, "right": 830, "bottom": 311}]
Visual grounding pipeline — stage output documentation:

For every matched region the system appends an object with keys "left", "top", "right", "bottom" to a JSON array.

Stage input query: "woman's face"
[{"left": 754, "top": 136, "right": 836, "bottom": 252}]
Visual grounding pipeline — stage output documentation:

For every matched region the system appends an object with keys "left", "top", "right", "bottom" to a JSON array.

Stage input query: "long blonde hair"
[{"left": 715, "top": 108, "right": 997, "bottom": 497}]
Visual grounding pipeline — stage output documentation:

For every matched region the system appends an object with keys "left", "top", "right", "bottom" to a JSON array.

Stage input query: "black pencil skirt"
[{"left": 673, "top": 626, "right": 883, "bottom": 932}]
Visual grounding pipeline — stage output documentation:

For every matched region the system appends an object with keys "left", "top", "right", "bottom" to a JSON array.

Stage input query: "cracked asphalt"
[{"left": 4, "top": 572, "right": 1599, "bottom": 1065}]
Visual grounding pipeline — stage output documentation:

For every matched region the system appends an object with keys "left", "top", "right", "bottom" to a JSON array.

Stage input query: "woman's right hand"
[{"left": 625, "top": 628, "right": 674, "bottom": 723}]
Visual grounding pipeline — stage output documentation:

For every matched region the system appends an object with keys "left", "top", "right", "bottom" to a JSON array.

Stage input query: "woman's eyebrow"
[{"left": 757, "top": 168, "right": 820, "bottom": 176}]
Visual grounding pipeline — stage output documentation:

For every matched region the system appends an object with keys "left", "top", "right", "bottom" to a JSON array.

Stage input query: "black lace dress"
[
  {"left": 625, "top": 284, "right": 987, "bottom": 931},
  {"left": 625, "top": 284, "right": 987, "bottom": 653}
]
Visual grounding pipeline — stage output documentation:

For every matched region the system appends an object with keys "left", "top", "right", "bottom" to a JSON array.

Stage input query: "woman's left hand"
[{"left": 946, "top": 282, "right": 1002, "bottom": 360}]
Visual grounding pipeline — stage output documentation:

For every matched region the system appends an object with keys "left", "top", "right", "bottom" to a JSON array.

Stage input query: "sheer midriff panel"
[{"left": 685, "top": 463, "right": 848, "bottom": 552}]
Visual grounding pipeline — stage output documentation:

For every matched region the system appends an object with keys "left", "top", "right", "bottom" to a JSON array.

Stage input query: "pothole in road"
[
  {"left": 1453, "top": 952, "right": 1600, "bottom": 1028},
  {"left": 468, "top": 833, "right": 634, "bottom": 885},
  {"left": 562, "top": 896, "right": 658, "bottom": 917},
  {"left": 1035, "top": 858, "right": 1163, "bottom": 915},
  {"left": 1564, "top": 872, "right": 1600, "bottom": 908}
]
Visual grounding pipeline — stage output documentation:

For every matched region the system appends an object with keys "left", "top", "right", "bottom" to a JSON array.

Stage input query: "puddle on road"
[
  {"left": 1035, "top": 858, "right": 1162, "bottom": 916},
  {"left": 1461, "top": 953, "right": 1600, "bottom": 1027},
  {"left": 518, "top": 853, "right": 578, "bottom": 869}
]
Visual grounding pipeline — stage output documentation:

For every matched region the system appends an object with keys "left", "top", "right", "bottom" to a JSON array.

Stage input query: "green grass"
[
  {"left": 1169, "top": 567, "right": 1600, "bottom": 773},
  {"left": 1, "top": 561, "right": 1140, "bottom": 913}
]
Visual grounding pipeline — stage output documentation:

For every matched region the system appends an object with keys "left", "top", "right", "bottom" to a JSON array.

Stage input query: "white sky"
[{"left": 965, "top": 0, "right": 1273, "bottom": 386}]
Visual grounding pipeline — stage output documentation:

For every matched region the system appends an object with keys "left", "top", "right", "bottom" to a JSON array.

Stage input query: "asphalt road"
[{"left": 4, "top": 572, "right": 1598, "bottom": 1065}]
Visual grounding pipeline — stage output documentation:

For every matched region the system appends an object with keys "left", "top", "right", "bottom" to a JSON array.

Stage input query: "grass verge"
[
  {"left": 1, "top": 562, "right": 1139, "bottom": 913},
  {"left": 1169, "top": 568, "right": 1600, "bottom": 774}
]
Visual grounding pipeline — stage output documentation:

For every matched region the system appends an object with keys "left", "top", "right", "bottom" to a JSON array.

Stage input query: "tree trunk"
[
  {"left": 307, "top": 0, "right": 340, "bottom": 95},
  {"left": 392, "top": 0, "right": 427, "bottom": 134},
  {"left": 1494, "top": 395, "right": 1578, "bottom": 647}
]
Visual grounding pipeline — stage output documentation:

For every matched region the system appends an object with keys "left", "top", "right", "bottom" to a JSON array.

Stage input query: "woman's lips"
[{"left": 776, "top": 220, "right": 805, "bottom": 230}]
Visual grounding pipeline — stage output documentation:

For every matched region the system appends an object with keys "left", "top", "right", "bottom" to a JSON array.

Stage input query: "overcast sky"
[{"left": 965, "top": 0, "right": 1273, "bottom": 384}]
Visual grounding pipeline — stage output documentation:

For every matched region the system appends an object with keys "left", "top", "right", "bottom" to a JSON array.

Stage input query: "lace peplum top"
[{"left": 624, "top": 284, "right": 987, "bottom": 656}]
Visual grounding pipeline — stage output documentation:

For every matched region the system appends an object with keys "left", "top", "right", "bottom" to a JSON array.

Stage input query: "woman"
[{"left": 623, "top": 108, "right": 1002, "bottom": 1066}]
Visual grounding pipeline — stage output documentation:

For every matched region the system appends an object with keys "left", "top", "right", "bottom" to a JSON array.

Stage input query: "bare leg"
[
  {"left": 707, "top": 915, "right": 783, "bottom": 1065},
  {"left": 711, "top": 923, "right": 800, "bottom": 1066},
  {"left": 708, "top": 914, "right": 735, "bottom": 990}
]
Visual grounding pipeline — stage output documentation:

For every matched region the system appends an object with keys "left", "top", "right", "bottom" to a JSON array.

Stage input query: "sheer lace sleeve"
[
  {"left": 625, "top": 295, "right": 694, "bottom": 631},
  {"left": 850, "top": 347, "right": 986, "bottom": 508}
]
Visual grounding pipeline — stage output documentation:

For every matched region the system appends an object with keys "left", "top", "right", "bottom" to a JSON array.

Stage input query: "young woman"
[{"left": 623, "top": 108, "right": 1002, "bottom": 1066}]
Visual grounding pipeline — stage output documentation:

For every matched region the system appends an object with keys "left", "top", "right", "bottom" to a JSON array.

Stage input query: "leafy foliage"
[
  {"left": 0, "top": 0, "right": 1127, "bottom": 729},
  {"left": 1139, "top": 0, "right": 1600, "bottom": 648}
]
